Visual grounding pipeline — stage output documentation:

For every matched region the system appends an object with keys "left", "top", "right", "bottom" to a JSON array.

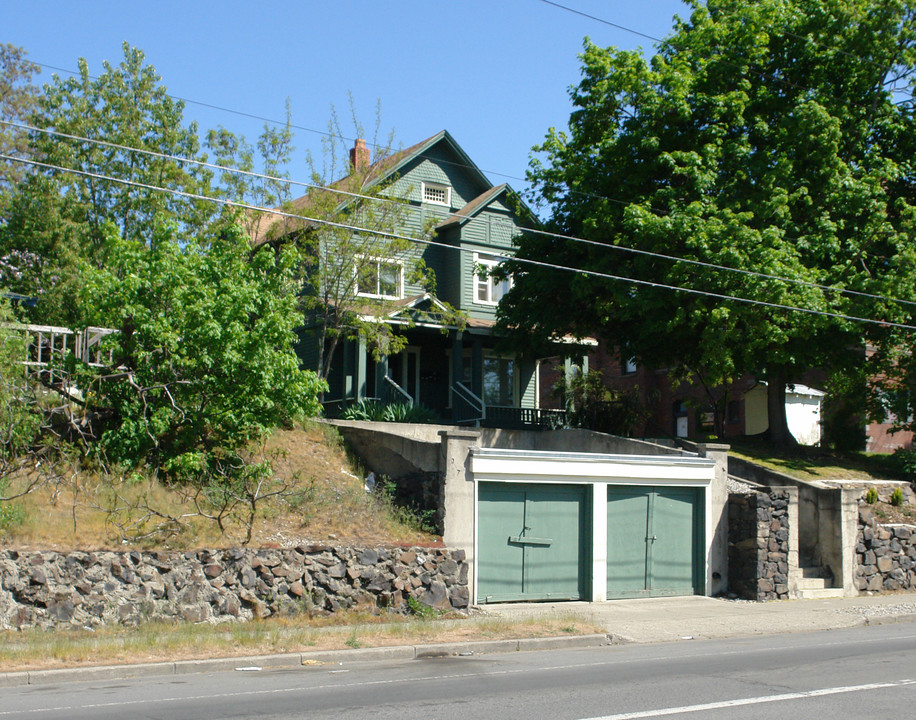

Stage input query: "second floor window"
[
  {"left": 356, "top": 258, "right": 403, "bottom": 299},
  {"left": 474, "top": 253, "right": 511, "bottom": 305}
]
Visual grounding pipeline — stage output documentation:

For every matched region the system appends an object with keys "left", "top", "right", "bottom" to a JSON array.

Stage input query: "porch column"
[
  {"left": 355, "top": 336, "right": 368, "bottom": 401},
  {"left": 375, "top": 352, "right": 389, "bottom": 401},
  {"left": 341, "top": 337, "right": 353, "bottom": 407},
  {"left": 451, "top": 330, "right": 464, "bottom": 422},
  {"left": 471, "top": 338, "right": 483, "bottom": 400}
]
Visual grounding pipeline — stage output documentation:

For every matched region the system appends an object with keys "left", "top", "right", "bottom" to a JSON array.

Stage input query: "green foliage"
[
  {"left": 340, "top": 398, "right": 437, "bottom": 424},
  {"left": 500, "top": 0, "right": 916, "bottom": 445},
  {"left": 372, "top": 475, "right": 438, "bottom": 535},
  {"left": 344, "top": 628, "right": 362, "bottom": 648},
  {"left": 1, "top": 44, "right": 215, "bottom": 326},
  {"left": 78, "top": 223, "right": 325, "bottom": 472},
  {"left": 0, "top": 44, "right": 40, "bottom": 198},
  {"left": 891, "top": 487, "right": 905, "bottom": 507},
  {"left": 865, "top": 487, "right": 879, "bottom": 505},
  {"left": 0, "top": 294, "right": 40, "bottom": 461},
  {"left": 891, "top": 449, "right": 916, "bottom": 483},
  {"left": 554, "top": 369, "right": 646, "bottom": 436},
  {"left": 30, "top": 43, "right": 212, "bottom": 245},
  {"left": 0, "top": 496, "right": 25, "bottom": 532},
  {"left": 407, "top": 594, "right": 439, "bottom": 619}
]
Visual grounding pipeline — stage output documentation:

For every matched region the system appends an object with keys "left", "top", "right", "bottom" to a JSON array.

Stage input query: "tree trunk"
[{"left": 765, "top": 368, "right": 797, "bottom": 446}]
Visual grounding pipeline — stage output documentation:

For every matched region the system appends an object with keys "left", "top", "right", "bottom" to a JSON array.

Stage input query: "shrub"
[
  {"left": 865, "top": 487, "right": 879, "bottom": 505},
  {"left": 341, "top": 399, "right": 436, "bottom": 424},
  {"left": 891, "top": 487, "right": 905, "bottom": 507}
]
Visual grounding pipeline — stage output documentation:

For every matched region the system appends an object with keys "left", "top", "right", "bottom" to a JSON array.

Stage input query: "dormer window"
[{"left": 422, "top": 182, "right": 451, "bottom": 206}]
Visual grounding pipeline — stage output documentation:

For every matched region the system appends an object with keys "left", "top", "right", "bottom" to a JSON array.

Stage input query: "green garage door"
[
  {"left": 477, "top": 482, "right": 589, "bottom": 603},
  {"left": 607, "top": 486, "right": 703, "bottom": 598}
]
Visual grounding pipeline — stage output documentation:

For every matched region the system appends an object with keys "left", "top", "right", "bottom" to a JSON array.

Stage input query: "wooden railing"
[
  {"left": 3, "top": 323, "right": 117, "bottom": 368},
  {"left": 452, "top": 382, "right": 485, "bottom": 425},
  {"left": 482, "top": 406, "right": 568, "bottom": 430}
]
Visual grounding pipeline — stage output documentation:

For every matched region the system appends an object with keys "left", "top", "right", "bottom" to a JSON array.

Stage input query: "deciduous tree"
[{"left": 499, "top": 0, "right": 916, "bottom": 444}]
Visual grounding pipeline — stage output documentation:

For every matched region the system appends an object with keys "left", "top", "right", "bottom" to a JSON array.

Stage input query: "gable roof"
[
  {"left": 436, "top": 183, "right": 512, "bottom": 230},
  {"left": 252, "top": 130, "right": 495, "bottom": 245}
]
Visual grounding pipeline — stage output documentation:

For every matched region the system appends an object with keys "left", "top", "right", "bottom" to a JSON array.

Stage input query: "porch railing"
[
  {"left": 482, "top": 406, "right": 568, "bottom": 431},
  {"left": 381, "top": 375, "right": 413, "bottom": 405},
  {"left": 452, "top": 382, "right": 485, "bottom": 425},
  {"left": 3, "top": 323, "right": 118, "bottom": 368}
]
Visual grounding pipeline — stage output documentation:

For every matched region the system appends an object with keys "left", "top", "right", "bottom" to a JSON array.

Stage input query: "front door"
[
  {"left": 607, "top": 486, "right": 703, "bottom": 598},
  {"left": 477, "top": 482, "right": 588, "bottom": 603}
]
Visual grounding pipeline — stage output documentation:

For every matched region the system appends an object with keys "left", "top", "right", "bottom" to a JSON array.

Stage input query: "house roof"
[
  {"left": 252, "top": 130, "right": 495, "bottom": 245},
  {"left": 435, "top": 184, "right": 512, "bottom": 230}
]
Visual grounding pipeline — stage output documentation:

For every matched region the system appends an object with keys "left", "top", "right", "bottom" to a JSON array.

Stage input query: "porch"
[{"left": 320, "top": 328, "right": 564, "bottom": 430}]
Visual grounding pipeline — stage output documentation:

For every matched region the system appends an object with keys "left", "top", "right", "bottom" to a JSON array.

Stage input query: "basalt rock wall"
[{"left": 0, "top": 545, "right": 468, "bottom": 630}]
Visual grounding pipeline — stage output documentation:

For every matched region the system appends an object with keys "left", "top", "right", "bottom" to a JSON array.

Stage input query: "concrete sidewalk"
[
  {"left": 483, "top": 592, "right": 916, "bottom": 644},
  {"left": 3, "top": 592, "right": 915, "bottom": 688}
]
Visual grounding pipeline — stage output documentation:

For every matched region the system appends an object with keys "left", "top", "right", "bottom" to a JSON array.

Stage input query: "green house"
[{"left": 258, "top": 130, "right": 564, "bottom": 428}]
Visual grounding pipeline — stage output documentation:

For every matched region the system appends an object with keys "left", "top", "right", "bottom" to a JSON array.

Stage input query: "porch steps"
[{"left": 794, "top": 566, "right": 845, "bottom": 599}]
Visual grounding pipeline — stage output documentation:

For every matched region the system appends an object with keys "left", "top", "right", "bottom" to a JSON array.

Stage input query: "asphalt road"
[{"left": 3, "top": 623, "right": 915, "bottom": 719}]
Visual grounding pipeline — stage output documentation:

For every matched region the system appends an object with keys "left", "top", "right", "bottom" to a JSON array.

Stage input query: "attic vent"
[{"left": 422, "top": 182, "right": 451, "bottom": 206}]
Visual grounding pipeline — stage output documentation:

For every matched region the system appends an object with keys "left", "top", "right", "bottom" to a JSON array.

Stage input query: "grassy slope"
[{"left": 2, "top": 422, "right": 436, "bottom": 551}]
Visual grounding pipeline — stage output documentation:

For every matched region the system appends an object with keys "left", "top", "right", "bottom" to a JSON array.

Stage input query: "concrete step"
[
  {"left": 796, "top": 576, "right": 828, "bottom": 590},
  {"left": 794, "top": 566, "right": 841, "bottom": 598},
  {"left": 795, "top": 587, "right": 846, "bottom": 599}
]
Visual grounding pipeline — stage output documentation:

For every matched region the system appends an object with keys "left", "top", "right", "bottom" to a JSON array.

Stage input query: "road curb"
[
  {"left": 0, "top": 634, "right": 612, "bottom": 688},
  {"left": 863, "top": 612, "right": 916, "bottom": 627}
]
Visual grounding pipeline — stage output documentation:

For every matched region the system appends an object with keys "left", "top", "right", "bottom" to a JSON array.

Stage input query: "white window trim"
[
  {"left": 354, "top": 255, "right": 404, "bottom": 300},
  {"left": 482, "top": 351, "right": 518, "bottom": 408},
  {"left": 473, "top": 252, "right": 512, "bottom": 306},
  {"left": 421, "top": 181, "right": 451, "bottom": 207}
]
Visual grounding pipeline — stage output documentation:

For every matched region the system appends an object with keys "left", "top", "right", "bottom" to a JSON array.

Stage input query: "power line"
[
  {"left": 8, "top": 118, "right": 914, "bottom": 312},
  {"left": 29, "top": 60, "right": 530, "bottom": 188},
  {"left": 4, "top": 151, "right": 915, "bottom": 333},
  {"left": 539, "top": 0, "right": 915, "bottom": 101}
]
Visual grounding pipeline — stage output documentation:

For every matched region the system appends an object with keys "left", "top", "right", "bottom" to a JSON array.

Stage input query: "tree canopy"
[
  {"left": 498, "top": 0, "right": 916, "bottom": 443},
  {"left": 79, "top": 222, "right": 324, "bottom": 472}
]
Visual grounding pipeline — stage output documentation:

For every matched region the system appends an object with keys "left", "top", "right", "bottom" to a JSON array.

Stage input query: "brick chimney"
[{"left": 350, "top": 138, "right": 370, "bottom": 171}]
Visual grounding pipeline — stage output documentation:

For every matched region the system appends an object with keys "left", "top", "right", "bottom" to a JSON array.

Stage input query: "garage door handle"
[{"left": 509, "top": 535, "right": 552, "bottom": 546}]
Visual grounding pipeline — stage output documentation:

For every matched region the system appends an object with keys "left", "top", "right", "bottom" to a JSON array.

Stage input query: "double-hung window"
[
  {"left": 473, "top": 253, "right": 511, "bottom": 305},
  {"left": 356, "top": 257, "right": 403, "bottom": 299}
]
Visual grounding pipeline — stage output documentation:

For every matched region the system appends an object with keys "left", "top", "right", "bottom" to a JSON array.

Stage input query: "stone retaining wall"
[
  {"left": 0, "top": 545, "right": 468, "bottom": 630},
  {"left": 855, "top": 504, "right": 916, "bottom": 592},
  {"left": 728, "top": 488, "right": 791, "bottom": 601}
]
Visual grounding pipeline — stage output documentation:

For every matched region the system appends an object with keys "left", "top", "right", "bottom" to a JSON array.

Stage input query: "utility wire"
[
  {"left": 7, "top": 118, "right": 915, "bottom": 311},
  {"left": 29, "top": 61, "right": 529, "bottom": 188},
  {"left": 4, "top": 151, "right": 915, "bottom": 333},
  {"left": 538, "top": 0, "right": 915, "bottom": 101}
]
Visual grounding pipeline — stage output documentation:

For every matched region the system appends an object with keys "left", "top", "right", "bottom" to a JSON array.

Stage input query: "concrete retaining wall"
[{"left": 0, "top": 545, "right": 469, "bottom": 631}]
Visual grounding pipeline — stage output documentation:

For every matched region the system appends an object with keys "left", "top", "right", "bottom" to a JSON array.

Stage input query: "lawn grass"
[
  {"left": 0, "top": 611, "right": 603, "bottom": 672},
  {"left": 726, "top": 438, "right": 911, "bottom": 483}
]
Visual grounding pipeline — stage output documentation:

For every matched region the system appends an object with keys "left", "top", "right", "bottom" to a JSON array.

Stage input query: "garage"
[
  {"left": 468, "top": 447, "right": 719, "bottom": 603},
  {"left": 477, "top": 482, "right": 589, "bottom": 603},
  {"left": 607, "top": 486, "right": 704, "bottom": 598}
]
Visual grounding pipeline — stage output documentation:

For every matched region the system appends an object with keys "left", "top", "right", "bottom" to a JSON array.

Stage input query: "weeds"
[{"left": 407, "top": 595, "right": 439, "bottom": 619}]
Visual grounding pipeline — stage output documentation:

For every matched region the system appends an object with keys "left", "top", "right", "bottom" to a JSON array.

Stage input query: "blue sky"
[{"left": 6, "top": 1, "right": 689, "bottom": 198}]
